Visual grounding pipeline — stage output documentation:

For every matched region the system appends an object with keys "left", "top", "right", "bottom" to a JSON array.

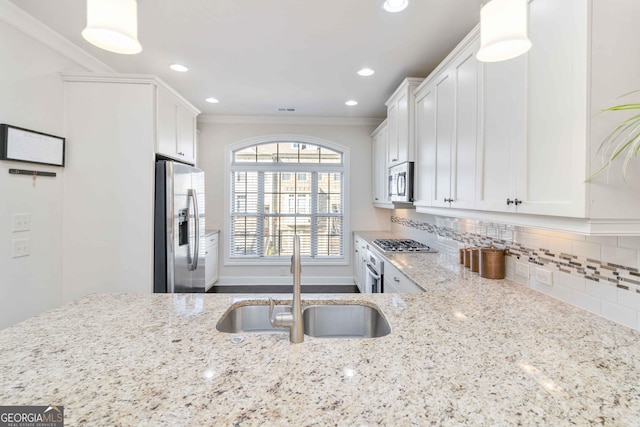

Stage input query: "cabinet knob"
[
  {"left": 444, "top": 198, "right": 453, "bottom": 203},
  {"left": 515, "top": 198, "right": 523, "bottom": 206},
  {"left": 506, "top": 198, "right": 514, "bottom": 205},
  {"left": 393, "top": 277, "right": 400, "bottom": 282},
  {"left": 392, "top": 158, "right": 398, "bottom": 162},
  {"left": 178, "top": 152, "right": 185, "bottom": 156}
]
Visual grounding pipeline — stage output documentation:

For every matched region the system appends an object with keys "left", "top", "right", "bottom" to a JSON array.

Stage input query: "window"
[{"left": 229, "top": 138, "right": 346, "bottom": 262}]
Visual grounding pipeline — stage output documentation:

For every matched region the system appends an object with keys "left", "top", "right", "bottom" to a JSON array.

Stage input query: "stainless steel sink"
[
  {"left": 216, "top": 304, "right": 289, "bottom": 334},
  {"left": 303, "top": 304, "right": 391, "bottom": 338},
  {"left": 216, "top": 302, "right": 391, "bottom": 339}
]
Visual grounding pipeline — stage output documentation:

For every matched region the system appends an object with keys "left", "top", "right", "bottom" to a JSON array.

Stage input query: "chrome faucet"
[{"left": 269, "top": 235, "right": 304, "bottom": 343}]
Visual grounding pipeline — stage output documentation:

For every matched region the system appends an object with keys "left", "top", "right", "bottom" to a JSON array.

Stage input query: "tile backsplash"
[{"left": 390, "top": 210, "right": 640, "bottom": 331}]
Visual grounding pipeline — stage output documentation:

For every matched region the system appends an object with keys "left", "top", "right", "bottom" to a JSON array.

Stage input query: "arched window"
[{"left": 228, "top": 136, "right": 348, "bottom": 262}]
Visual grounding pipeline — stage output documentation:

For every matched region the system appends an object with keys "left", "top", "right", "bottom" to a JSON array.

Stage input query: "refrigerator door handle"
[{"left": 188, "top": 189, "right": 200, "bottom": 271}]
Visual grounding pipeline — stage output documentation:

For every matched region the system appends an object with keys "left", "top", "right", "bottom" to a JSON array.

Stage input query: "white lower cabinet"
[
  {"left": 205, "top": 232, "right": 219, "bottom": 291},
  {"left": 383, "top": 262, "right": 423, "bottom": 294},
  {"left": 353, "top": 235, "right": 368, "bottom": 292}
]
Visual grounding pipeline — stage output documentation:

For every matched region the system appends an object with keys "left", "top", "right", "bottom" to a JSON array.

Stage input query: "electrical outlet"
[
  {"left": 12, "top": 238, "right": 30, "bottom": 258},
  {"left": 534, "top": 267, "right": 553, "bottom": 286},
  {"left": 12, "top": 213, "right": 31, "bottom": 232},
  {"left": 515, "top": 261, "right": 530, "bottom": 278}
]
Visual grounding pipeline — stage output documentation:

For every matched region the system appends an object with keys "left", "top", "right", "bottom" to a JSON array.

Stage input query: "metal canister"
[
  {"left": 470, "top": 248, "right": 480, "bottom": 273},
  {"left": 463, "top": 248, "right": 472, "bottom": 268},
  {"left": 479, "top": 248, "right": 505, "bottom": 279}
]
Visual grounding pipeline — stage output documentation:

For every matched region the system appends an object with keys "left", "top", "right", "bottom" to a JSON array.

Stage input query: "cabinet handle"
[
  {"left": 506, "top": 198, "right": 514, "bottom": 205},
  {"left": 515, "top": 198, "right": 523, "bottom": 206},
  {"left": 178, "top": 152, "right": 185, "bottom": 156},
  {"left": 394, "top": 277, "right": 400, "bottom": 282},
  {"left": 392, "top": 158, "right": 398, "bottom": 162},
  {"left": 444, "top": 198, "right": 453, "bottom": 203}
]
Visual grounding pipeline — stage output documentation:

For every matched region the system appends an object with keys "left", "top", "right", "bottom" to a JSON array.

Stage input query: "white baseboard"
[{"left": 215, "top": 276, "right": 355, "bottom": 287}]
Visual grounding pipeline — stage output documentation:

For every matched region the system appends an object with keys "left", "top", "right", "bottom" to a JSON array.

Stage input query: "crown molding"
[
  {"left": 198, "top": 114, "right": 384, "bottom": 126},
  {"left": 0, "top": 0, "right": 115, "bottom": 73}
]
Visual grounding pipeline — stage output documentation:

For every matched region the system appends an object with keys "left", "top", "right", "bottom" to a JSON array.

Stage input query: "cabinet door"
[
  {"left": 205, "top": 234, "right": 219, "bottom": 289},
  {"left": 517, "top": 0, "right": 586, "bottom": 217},
  {"left": 372, "top": 126, "right": 391, "bottom": 206},
  {"left": 451, "top": 44, "right": 479, "bottom": 210},
  {"left": 177, "top": 106, "right": 196, "bottom": 164},
  {"left": 157, "top": 89, "right": 178, "bottom": 158},
  {"left": 414, "top": 86, "right": 436, "bottom": 207},
  {"left": 475, "top": 55, "right": 526, "bottom": 213},
  {"left": 387, "top": 102, "right": 399, "bottom": 165},
  {"left": 432, "top": 72, "right": 455, "bottom": 207},
  {"left": 396, "top": 92, "right": 410, "bottom": 163}
]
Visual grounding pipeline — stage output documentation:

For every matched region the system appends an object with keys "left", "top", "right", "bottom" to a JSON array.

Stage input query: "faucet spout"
[{"left": 268, "top": 235, "right": 304, "bottom": 343}]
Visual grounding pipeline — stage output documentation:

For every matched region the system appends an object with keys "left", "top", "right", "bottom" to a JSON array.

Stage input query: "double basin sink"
[{"left": 216, "top": 302, "right": 391, "bottom": 339}]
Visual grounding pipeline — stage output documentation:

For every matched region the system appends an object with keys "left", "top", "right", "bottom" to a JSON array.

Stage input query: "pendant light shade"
[
  {"left": 82, "top": 0, "right": 142, "bottom": 54},
  {"left": 477, "top": 0, "right": 531, "bottom": 62}
]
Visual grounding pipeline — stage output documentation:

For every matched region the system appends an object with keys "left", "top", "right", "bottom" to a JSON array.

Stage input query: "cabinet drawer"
[{"left": 205, "top": 233, "right": 219, "bottom": 247}]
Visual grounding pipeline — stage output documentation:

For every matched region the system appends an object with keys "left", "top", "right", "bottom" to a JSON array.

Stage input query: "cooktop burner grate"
[{"left": 372, "top": 239, "right": 437, "bottom": 253}]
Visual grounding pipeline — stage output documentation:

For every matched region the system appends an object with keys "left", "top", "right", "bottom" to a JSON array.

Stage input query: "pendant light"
[
  {"left": 82, "top": 0, "right": 142, "bottom": 54},
  {"left": 476, "top": 0, "right": 531, "bottom": 62}
]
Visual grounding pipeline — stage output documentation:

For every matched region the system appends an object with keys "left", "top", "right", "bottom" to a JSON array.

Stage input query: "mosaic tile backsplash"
[{"left": 391, "top": 215, "right": 640, "bottom": 296}]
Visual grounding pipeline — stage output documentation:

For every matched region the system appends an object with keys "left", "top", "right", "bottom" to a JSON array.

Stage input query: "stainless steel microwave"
[{"left": 388, "top": 161, "right": 414, "bottom": 203}]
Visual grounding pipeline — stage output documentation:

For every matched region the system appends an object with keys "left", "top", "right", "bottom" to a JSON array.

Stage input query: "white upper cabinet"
[
  {"left": 385, "top": 78, "right": 423, "bottom": 167},
  {"left": 414, "top": 0, "right": 640, "bottom": 234},
  {"left": 475, "top": 53, "right": 526, "bottom": 213},
  {"left": 414, "top": 86, "right": 435, "bottom": 207},
  {"left": 414, "top": 33, "right": 479, "bottom": 210},
  {"left": 157, "top": 86, "right": 198, "bottom": 165},
  {"left": 371, "top": 120, "right": 393, "bottom": 209}
]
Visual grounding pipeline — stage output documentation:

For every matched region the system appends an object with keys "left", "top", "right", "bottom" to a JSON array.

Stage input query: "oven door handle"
[{"left": 366, "top": 263, "right": 381, "bottom": 280}]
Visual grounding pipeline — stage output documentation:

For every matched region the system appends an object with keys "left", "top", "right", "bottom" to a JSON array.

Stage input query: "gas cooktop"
[{"left": 372, "top": 239, "right": 438, "bottom": 253}]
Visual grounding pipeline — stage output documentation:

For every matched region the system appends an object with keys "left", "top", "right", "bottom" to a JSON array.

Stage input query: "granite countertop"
[{"left": 2, "top": 234, "right": 640, "bottom": 425}]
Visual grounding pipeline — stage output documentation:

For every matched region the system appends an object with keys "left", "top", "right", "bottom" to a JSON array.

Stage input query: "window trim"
[{"left": 224, "top": 134, "right": 350, "bottom": 266}]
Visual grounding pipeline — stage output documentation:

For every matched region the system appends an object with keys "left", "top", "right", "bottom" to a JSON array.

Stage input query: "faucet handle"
[
  {"left": 268, "top": 298, "right": 275, "bottom": 326},
  {"left": 268, "top": 297, "right": 277, "bottom": 327}
]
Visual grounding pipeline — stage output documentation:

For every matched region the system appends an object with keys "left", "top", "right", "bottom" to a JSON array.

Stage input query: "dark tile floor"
[{"left": 207, "top": 285, "right": 359, "bottom": 294}]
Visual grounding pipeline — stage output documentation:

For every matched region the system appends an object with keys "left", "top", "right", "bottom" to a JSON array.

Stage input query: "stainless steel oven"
[{"left": 365, "top": 249, "right": 384, "bottom": 293}]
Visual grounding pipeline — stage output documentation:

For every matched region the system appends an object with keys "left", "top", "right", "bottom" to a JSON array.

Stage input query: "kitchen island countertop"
[{"left": 1, "top": 233, "right": 640, "bottom": 425}]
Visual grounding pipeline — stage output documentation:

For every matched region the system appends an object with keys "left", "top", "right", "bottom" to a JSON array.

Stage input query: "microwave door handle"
[
  {"left": 397, "top": 173, "right": 405, "bottom": 196},
  {"left": 188, "top": 189, "right": 200, "bottom": 271}
]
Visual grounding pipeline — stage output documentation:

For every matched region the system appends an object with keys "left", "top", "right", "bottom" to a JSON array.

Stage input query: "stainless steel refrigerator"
[{"left": 154, "top": 160, "right": 205, "bottom": 293}]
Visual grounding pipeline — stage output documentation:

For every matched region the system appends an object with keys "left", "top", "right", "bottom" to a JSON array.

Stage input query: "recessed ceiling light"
[
  {"left": 382, "top": 0, "right": 409, "bottom": 13},
  {"left": 169, "top": 63, "right": 188, "bottom": 72},
  {"left": 205, "top": 97, "right": 219, "bottom": 104},
  {"left": 345, "top": 100, "right": 358, "bottom": 106},
  {"left": 357, "top": 68, "right": 375, "bottom": 77}
]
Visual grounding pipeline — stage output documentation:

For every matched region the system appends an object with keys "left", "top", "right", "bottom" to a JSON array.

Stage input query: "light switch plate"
[
  {"left": 534, "top": 267, "right": 553, "bottom": 286},
  {"left": 12, "top": 213, "right": 31, "bottom": 232},
  {"left": 12, "top": 238, "right": 30, "bottom": 258},
  {"left": 515, "top": 261, "right": 530, "bottom": 278}
]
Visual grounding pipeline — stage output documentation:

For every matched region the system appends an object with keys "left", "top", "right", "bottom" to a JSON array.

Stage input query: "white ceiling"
[{"left": 10, "top": 0, "right": 482, "bottom": 119}]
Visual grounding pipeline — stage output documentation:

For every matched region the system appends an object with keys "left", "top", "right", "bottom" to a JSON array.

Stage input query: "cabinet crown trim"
[{"left": 61, "top": 73, "right": 200, "bottom": 115}]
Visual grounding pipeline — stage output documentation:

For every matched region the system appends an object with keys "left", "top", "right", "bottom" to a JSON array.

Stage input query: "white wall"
[
  {"left": 197, "top": 117, "right": 390, "bottom": 284},
  {"left": 0, "top": 2, "right": 110, "bottom": 329}
]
